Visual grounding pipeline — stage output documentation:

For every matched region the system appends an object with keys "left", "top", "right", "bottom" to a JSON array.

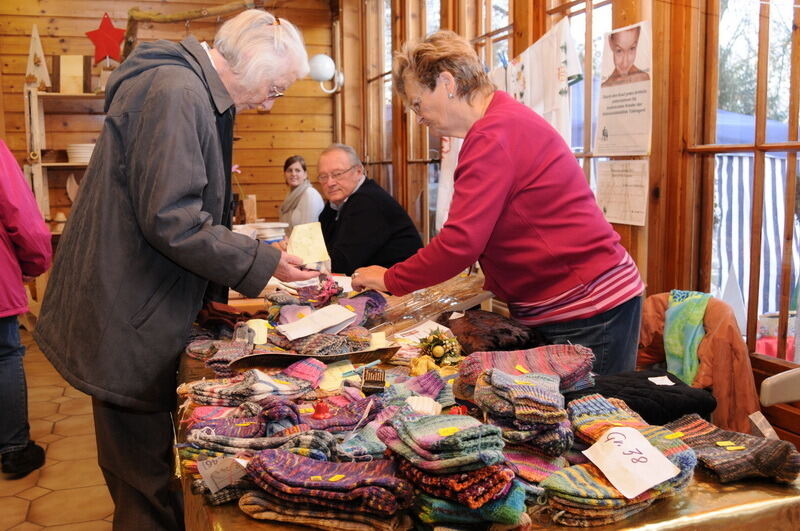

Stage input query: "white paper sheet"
[
  {"left": 595, "top": 160, "right": 649, "bottom": 226},
  {"left": 287, "top": 222, "right": 330, "bottom": 265},
  {"left": 391, "top": 320, "right": 451, "bottom": 344},
  {"left": 276, "top": 305, "right": 356, "bottom": 341}
]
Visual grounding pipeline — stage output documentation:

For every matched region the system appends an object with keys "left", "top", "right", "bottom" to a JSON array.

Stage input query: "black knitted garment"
[
  {"left": 436, "top": 309, "right": 548, "bottom": 355},
  {"left": 563, "top": 369, "right": 717, "bottom": 426}
]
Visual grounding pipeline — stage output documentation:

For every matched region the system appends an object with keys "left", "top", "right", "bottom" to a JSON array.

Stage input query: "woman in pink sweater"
[{"left": 352, "top": 31, "right": 644, "bottom": 375}]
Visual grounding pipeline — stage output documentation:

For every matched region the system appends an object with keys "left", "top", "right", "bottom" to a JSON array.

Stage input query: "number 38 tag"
[{"left": 582, "top": 426, "right": 680, "bottom": 499}]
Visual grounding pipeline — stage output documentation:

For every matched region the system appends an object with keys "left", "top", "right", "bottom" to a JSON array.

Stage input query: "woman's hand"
[{"left": 351, "top": 266, "right": 388, "bottom": 292}]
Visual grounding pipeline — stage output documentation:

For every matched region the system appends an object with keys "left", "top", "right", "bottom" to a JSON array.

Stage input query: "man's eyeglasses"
[{"left": 318, "top": 165, "right": 356, "bottom": 183}]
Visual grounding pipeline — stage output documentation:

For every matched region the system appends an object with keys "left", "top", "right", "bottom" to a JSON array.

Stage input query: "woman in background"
[{"left": 278, "top": 155, "right": 324, "bottom": 229}]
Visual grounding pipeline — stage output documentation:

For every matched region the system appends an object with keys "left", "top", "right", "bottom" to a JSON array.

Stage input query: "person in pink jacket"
[{"left": 0, "top": 139, "right": 52, "bottom": 478}]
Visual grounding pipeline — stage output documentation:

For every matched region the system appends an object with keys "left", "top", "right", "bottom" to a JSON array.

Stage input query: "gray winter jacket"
[{"left": 34, "top": 37, "right": 279, "bottom": 411}]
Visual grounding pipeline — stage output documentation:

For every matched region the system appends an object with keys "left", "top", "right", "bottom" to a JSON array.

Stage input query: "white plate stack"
[
  {"left": 66, "top": 143, "right": 95, "bottom": 163},
  {"left": 250, "top": 222, "right": 289, "bottom": 242}
]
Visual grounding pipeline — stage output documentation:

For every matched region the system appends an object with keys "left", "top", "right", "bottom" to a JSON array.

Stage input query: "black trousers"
[{"left": 92, "top": 398, "right": 184, "bottom": 530}]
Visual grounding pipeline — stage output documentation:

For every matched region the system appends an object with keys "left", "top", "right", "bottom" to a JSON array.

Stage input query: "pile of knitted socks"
[
  {"left": 184, "top": 360, "right": 325, "bottom": 406},
  {"left": 244, "top": 449, "right": 413, "bottom": 519},
  {"left": 454, "top": 344, "right": 595, "bottom": 401},
  {"left": 239, "top": 489, "right": 411, "bottom": 531},
  {"left": 664, "top": 413, "right": 800, "bottom": 483},
  {"left": 540, "top": 394, "right": 697, "bottom": 527},
  {"left": 474, "top": 369, "right": 573, "bottom": 456}
]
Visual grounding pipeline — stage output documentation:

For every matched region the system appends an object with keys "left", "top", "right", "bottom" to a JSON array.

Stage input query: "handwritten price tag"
[
  {"left": 197, "top": 457, "right": 248, "bottom": 494},
  {"left": 582, "top": 426, "right": 680, "bottom": 499}
]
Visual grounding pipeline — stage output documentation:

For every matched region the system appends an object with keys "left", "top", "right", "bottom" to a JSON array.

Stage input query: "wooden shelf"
[
  {"left": 41, "top": 161, "right": 89, "bottom": 168},
  {"left": 36, "top": 91, "right": 105, "bottom": 100}
]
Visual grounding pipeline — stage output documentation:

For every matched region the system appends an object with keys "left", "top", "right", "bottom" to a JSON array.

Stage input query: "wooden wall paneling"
[
  {"left": 0, "top": 0, "right": 334, "bottom": 221},
  {"left": 610, "top": 0, "right": 648, "bottom": 283},
  {"left": 511, "top": 0, "right": 543, "bottom": 57},
  {"left": 392, "top": 0, "right": 409, "bottom": 206},
  {"left": 776, "top": 6, "right": 800, "bottom": 359},
  {"left": 339, "top": 0, "right": 364, "bottom": 151},
  {"left": 0, "top": 67, "right": 5, "bottom": 138}
]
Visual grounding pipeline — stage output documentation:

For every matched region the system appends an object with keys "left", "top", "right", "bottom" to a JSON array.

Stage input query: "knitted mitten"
[{"left": 664, "top": 413, "right": 800, "bottom": 483}]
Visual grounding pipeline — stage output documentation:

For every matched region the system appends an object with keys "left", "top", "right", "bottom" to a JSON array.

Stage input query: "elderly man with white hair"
[{"left": 34, "top": 10, "right": 315, "bottom": 529}]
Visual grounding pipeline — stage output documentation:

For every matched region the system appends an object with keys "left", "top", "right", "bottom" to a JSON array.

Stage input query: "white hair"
[{"left": 214, "top": 9, "right": 309, "bottom": 87}]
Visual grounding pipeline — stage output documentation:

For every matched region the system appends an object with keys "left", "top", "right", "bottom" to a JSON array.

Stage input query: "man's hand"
[
  {"left": 351, "top": 266, "right": 388, "bottom": 292},
  {"left": 273, "top": 252, "right": 320, "bottom": 282}
]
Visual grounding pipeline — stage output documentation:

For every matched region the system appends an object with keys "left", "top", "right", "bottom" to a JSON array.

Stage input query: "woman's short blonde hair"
[{"left": 393, "top": 30, "right": 494, "bottom": 102}]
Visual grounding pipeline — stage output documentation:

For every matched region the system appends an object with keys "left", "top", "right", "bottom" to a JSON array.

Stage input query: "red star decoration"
[{"left": 85, "top": 13, "right": 126, "bottom": 65}]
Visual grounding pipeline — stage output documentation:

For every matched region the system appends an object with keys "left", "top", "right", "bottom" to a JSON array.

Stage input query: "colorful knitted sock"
[
  {"left": 503, "top": 445, "right": 568, "bottom": 483},
  {"left": 383, "top": 418, "right": 506, "bottom": 463},
  {"left": 541, "top": 395, "right": 696, "bottom": 510},
  {"left": 378, "top": 425, "right": 505, "bottom": 474},
  {"left": 282, "top": 358, "right": 327, "bottom": 386},
  {"left": 664, "top": 413, "right": 800, "bottom": 483},
  {"left": 304, "top": 396, "right": 382, "bottom": 433},
  {"left": 393, "top": 456, "right": 514, "bottom": 509},
  {"left": 278, "top": 304, "right": 315, "bottom": 324},
  {"left": 435, "top": 382, "right": 456, "bottom": 407},
  {"left": 492, "top": 418, "right": 573, "bottom": 457},
  {"left": 382, "top": 371, "right": 445, "bottom": 406},
  {"left": 491, "top": 370, "right": 567, "bottom": 424},
  {"left": 279, "top": 430, "right": 339, "bottom": 461},
  {"left": 456, "top": 344, "right": 596, "bottom": 400},
  {"left": 289, "top": 334, "right": 351, "bottom": 358},
  {"left": 391, "top": 413, "right": 502, "bottom": 453},
  {"left": 239, "top": 490, "right": 408, "bottom": 531},
  {"left": 474, "top": 372, "right": 516, "bottom": 419},
  {"left": 245, "top": 449, "right": 413, "bottom": 515},
  {"left": 415, "top": 480, "right": 530, "bottom": 525},
  {"left": 339, "top": 406, "right": 399, "bottom": 459}
]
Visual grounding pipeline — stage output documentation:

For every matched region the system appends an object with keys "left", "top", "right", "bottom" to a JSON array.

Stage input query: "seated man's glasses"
[{"left": 318, "top": 165, "right": 356, "bottom": 183}]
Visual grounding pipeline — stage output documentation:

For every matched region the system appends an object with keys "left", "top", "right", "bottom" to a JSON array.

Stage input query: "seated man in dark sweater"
[{"left": 317, "top": 144, "right": 422, "bottom": 275}]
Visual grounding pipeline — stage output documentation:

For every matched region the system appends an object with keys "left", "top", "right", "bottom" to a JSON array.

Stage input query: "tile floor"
[{"left": 0, "top": 329, "right": 114, "bottom": 530}]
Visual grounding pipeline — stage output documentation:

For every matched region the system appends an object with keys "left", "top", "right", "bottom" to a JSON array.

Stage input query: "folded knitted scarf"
[
  {"left": 563, "top": 369, "right": 717, "bottom": 426},
  {"left": 246, "top": 449, "right": 414, "bottom": 515},
  {"left": 393, "top": 456, "right": 514, "bottom": 509},
  {"left": 455, "top": 344, "right": 595, "bottom": 401},
  {"left": 239, "top": 490, "right": 412, "bottom": 531}
]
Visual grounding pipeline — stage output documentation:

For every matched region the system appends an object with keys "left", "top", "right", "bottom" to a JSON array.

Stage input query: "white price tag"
[
  {"left": 647, "top": 376, "right": 675, "bottom": 386},
  {"left": 197, "top": 456, "right": 248, "bottom": 494},
  {"left": 582, "top": 426, "right": 680, "bottom": 499}
]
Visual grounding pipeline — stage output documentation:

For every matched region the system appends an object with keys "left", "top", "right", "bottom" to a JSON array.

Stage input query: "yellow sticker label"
[
  {"left": 716, "top": 441, "right": 735, "bottom": 447},
  {"left": 514, "top": 365, "right": 529, "bottom": 374},
  {"left": 308, "top": 300, "right": 318, "bottom": 303},
  {"left": 272, "top": 379, "right": 292, "bottom": 385},
  {"left": 328, "top": 474, "right": 346, "bottom": 482},
  {"left": 234, "top": 422, "right": 254, "bottom": 427},
  {"left": 610, "top": 422, "right": 623, "bottom": 426},
  {"left": 310, "top": 475, "right": 323, "bottom": 481},
  {"left": 514, "top": 380, "right": 532, "bottom": 385},
  {"left": 664, "top": 432, "right": 684, "bottom": 439},
  {"left": 299, "top": 408, "right": 314, "bottom": 414},
  {"left": 345, "top": 305, "right": 355, "bottom": 311},
  {"left": 725, "top": 446, "right": 746, "bottom": 451},
  {"left": 297, "top": 313, "right": 306, "bottom": 319},
  {"left": 438, "top": 427, "right": 461, "bottom": 437}
]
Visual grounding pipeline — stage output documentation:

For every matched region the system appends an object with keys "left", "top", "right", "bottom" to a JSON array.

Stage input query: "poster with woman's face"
[
  {"left": 594, "top": 20, "right": 652, "bottom": 156},
  {"left": 601, "top": 22, "right": 652, "bottom": 88}
]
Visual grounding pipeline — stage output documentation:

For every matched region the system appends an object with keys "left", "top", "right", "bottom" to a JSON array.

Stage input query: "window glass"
[{"left": 715, "top": 0, "right": 760, "bottom": 144}]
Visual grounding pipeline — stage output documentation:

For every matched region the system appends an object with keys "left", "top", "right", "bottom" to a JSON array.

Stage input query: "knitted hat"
[{"left": 664, "top": 413, "right": 800, "bottom": 484}]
